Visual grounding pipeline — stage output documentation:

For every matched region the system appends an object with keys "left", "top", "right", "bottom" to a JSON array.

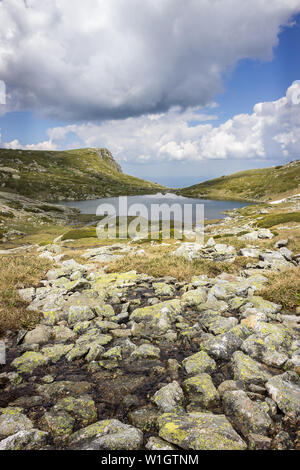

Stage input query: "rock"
[
  {"left": 266, "top": 372, "right": 300, "bottom": 417},
  {"left": 23, "top": 325, "right": 52, "bottom": 345},
  {"left": 198, "top": 311, "right": 238, "bottom": 335},
  {"left": 153, "top": 282, "right": 175, "bottom": 297},
  {"left": 272, "top": 431, "right": 294, "bottom": 450},
  {"left": 0, "top": 412, "right": 33, "bottom": 440},
  {"left": 53, "top": 325, "right": 76, "bottom": 343},
  {"left": 275, "top": 240, "right": 288, "bottom": 248},
  {"left": 145, "top": 436, "right": 177, "bottom": 450},
  {"left": 131, "top": 344, "right": 160, "bottom": 360},
  {"left": 12, "top": 351, "right": 49, "bottom": 374},
  {"left": 0, "top": 430, "right": 49, "bottom": 450},
  {"left": 205, "top": 325, "right": 251, "bottom": 361},
  {"left": 68, "top": 306, "right": 95, "bottom": 325},
  {"left": 182, "top": 351, "right": 216, "bottom": 375},
  {"left": 157, "top": 412, "right": 247, "bottom": 450},
  {"left": 53, "top": 396, "right": 97, "bottom": 427},
  {"left": 242, "top": 296, "right": 282, "bottom": 315},
  {"left": 152, "top": 381, "right": 184, "bottom": 413},
  {"left": 0, "top": 341, "right": 5, "bottom": 365},
  {"left": 18, "top": 287, "right": 35, "bottom": 302},
  {"left": 69, "top": 419, "right": 143, "bottom": 450},
  {"left": 248, "top": 433, "right": 272, "bottom": 450},
  {"left": 181, "top": 288, "right": 207, "bottom": 306},
  {"left": 40, "top": 409, "right": 75, "bottom": 439},
  {"left": 279, "top": 247, "right": 293, "bottom": 261},
  {"left": 128, "top": 406, "right": 159, "bottom": 431},
  {"left": 231, "top": 351, "right": 272, "bottom": 387},
  {"left": 218, "top": 380, "right": 242, "bottom": 397},
  {"left": 183, "top": 374, "right": 219, "bottom": 408},
  {"left": 241, "top": 322, "right": 295, "bottom": 368},
  {"left": 222, "top": 390, "right": 272, "bottom": 437},
  {"left": 41, "top": 344, "right": 74, "bottom": 363},
  {"left": 130, "top": 300, "right": 183, "bottom": 337},
  {"left": 173, "top": 243, "right": 202, "bottom": 260},
  {"left": 238, "top": 248, "right": 260, "bottom": 258},
  {"left": 257, "top": 229, "right": 274, "bottom": 239},
  {"left": 37, "top": 381, "right": 92, "bottom": 399}
]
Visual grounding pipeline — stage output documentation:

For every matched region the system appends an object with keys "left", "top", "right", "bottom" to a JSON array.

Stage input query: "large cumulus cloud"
[
  {"left": 7, "top": 81, "right": 300, "bottom": 163},
  {"left": 0, "top": 0, "right": 300, "bottom": 120}
]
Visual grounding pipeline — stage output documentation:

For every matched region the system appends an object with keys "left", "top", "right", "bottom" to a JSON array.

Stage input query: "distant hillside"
[
  {"left": 0, "top": 148, "right": 165, "bottom": 201},
  {"left": 179, "top": 160, "right": 300, "bottom": 202}
]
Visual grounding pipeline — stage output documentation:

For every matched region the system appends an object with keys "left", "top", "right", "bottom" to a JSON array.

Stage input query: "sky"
[{"left": 0, "top": 0, "right": 300, "bottom": 187}]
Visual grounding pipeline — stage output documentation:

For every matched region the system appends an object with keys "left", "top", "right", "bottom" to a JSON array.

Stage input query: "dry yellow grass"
[
  {"left": 0, "top": 253, "right": 52, "bottom": 334},
  {"left": 259, "top": 266, "right": 300, "bottom": 312},
  {"left": 106, "top": 251, "right": 247, "bottom": 282}
]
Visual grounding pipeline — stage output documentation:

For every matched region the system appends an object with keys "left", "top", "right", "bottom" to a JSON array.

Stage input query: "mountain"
[
  {"left": 179, "top": 160, "right": 300, "bottom": 202},
  {"left": 0, "top": 147, "right": 165, "bottom": 201}
]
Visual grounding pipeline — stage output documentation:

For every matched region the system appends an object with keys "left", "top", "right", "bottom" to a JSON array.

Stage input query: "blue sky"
[{"left": 0, "top": 1, "right": 299, "bottom": 187}]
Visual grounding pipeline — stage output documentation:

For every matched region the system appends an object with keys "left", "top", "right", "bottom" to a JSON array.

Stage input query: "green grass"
[
  {"left": 179, "top": 160, "right": 300, "bottom": 202},
  {"left": 256, "top": 212, "right": 300, "bottom": 228},
  {"left": 0, "top": 147, "right": 166, "bottom": 201}
]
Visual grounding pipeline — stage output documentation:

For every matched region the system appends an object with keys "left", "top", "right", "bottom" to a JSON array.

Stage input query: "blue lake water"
[{"left": 62, "top": 193, "right": 251, "bottom": 223}]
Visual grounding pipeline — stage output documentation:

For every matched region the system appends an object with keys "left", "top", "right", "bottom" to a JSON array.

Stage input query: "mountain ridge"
[{"left": 0, "top": 147, "right": 166, "bottom": 202}]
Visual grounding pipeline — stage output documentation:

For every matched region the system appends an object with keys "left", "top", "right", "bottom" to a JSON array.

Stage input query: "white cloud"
[
  {"left": 2, "top": 138, "right": 57, "bottom": 151},
  {"left": 7, "top": 81, "right": 300, "bottom": 163},
  {"left": 0, "top": 0, "right": 299, "bottom": 120}
]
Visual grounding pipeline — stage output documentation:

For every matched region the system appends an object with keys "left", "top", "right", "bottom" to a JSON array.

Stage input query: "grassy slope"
[
  {"left": 0, "top": 147, "right": 165, "bottom": 201},
  {"left": 179, "top": 160, "right": 300, "bottom": 202}
]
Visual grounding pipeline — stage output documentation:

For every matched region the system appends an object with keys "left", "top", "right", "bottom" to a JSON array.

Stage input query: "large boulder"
[
  {"left": 69, "top": 419, "right": 143, "bottom": 450},
  {"left": 222, "top": 390, "right": 272, "bottom": 437},
  {"left": 158, "top": 412, "right": 247, "bottom": 450}
]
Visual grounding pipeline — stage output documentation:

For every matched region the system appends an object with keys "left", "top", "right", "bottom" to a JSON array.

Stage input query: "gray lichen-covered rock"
[
  {"left": 40, "top": 409, "right": 75, "bottom": 439},
  {"left": 69, "top": 419, "right": 143, "bottom": 450},
  {"left": 183, "top": 374, "right": 219, "bottom": 409},
  {"left": 0, "top": 411, "right": 33, "bottom": 440},
  {"left": 68, "top": 305, "right": 95, "bottom": 326},
  {"left": 266, "top": 372, "right": 300, "bottom": 417},
  {"left": 182, "top": 351, "right": 216, "bottom": 375},
  {"left": 204, "top": 325, "right": 251, "bottom": 360},
  {"left": 23, "top": 325, "right": 52, "bottom": 345},
  {"left": 232, "top": 351, "right": 272, "bottom": 386},
  {"left": 241, "top": 322, "right": 295, "bottom": 368},
  {"left": 181, "top": 287, "right": 207, "bottom": 306},
  {"left": 0, "top": 429, "right": 49, "bottom": 450},
  {"left": 145, "top": 436, "right": 177, "bottom": 450},
  {"left": 152, "top": 381, "right": 184, "bottom": 413},
  {"left": 198, "top": 311, "right": 238, "bottom": 336},
  {"left": 53, "top": 396, "right": 97, "bottom": 427},
  {"left": 131, "top": 343, "right": 160, "bottom": 360},
  {"left": 158, "top": 412, "right": 247, "bottom": 450},
  {"left": 130, "top": 300, "right": 183, "bottom": 336},
  {"left": 153, "top": 282, "right": 176, "bottom": 297},
  {"left": 222, "top": 390, "right": 272, "bottom": 437},
  {"left": 41, "top": 344, "right": 74, "bottom": 363},
  {"left": 12, "top": 351, "right": 49, "bottom": 374}
]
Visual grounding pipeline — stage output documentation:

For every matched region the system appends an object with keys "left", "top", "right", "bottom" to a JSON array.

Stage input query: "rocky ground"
[{"left": 0, "top": 203, "right": 300, "bottom": 451}]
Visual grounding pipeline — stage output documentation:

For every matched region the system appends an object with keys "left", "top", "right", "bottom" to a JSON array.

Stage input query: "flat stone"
[
  {"left": 0, "top": 430, "right": 49, "bottom": 450},
  {"left": 69, "top": 419, "right": 143, "bottom": 450},
  {"left": 158, "top": 412, "right": 247, "bottom": 450}
]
